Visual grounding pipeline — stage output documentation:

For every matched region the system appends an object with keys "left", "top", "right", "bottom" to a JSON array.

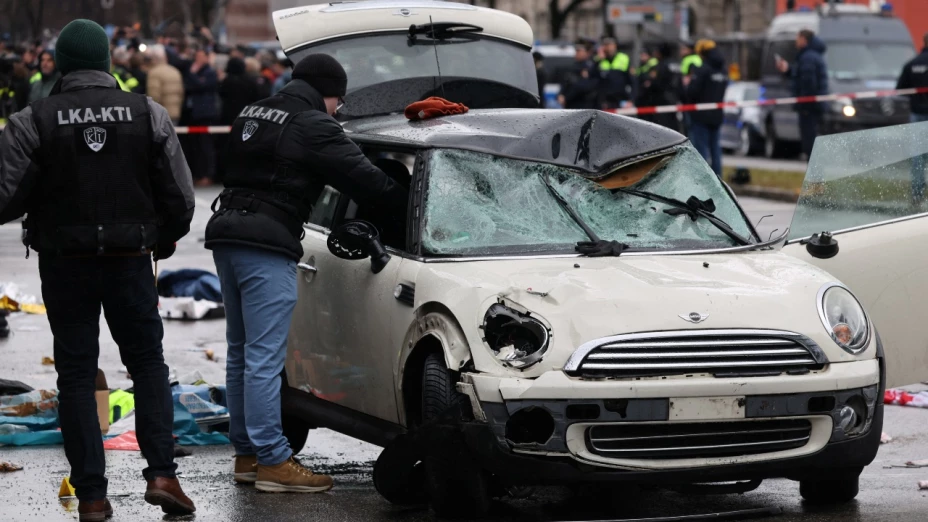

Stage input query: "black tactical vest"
[
  {"left": 220, "top": 93, "right": 314, "bottom": 226},
  {"left": 29, "top": 86, "right": 156, "bottom": 255}
]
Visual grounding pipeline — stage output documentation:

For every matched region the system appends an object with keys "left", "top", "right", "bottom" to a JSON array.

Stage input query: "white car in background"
[{"left": 271, "top": 1, "right": 928, "bottom": 517}]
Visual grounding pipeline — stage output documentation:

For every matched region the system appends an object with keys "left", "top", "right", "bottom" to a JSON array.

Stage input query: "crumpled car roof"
[{"left": 343, "top": 108, "right": 687, "bottom": 175}]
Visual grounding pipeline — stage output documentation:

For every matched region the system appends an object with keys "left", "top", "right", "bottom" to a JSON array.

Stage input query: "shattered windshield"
[
  {"left": 789, "top": 120, "right": 928, "bottom": 240},
  {"left": 422, "top": 146, "right": 754, "bottom": 256}
]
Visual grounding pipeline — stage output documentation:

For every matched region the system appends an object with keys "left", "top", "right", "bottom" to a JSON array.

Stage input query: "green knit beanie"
[{"left": 55, "top": 19, "right": 111, "bottom": 75}]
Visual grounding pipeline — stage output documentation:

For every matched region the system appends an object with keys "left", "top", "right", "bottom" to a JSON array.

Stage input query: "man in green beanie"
[{"left": 0, "top": 19, "right": 196, "bottom": 521}]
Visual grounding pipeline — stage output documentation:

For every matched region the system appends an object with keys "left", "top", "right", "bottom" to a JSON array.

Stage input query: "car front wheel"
[
  {"left": 422, "top": 352, "right": 491, "bottom": 518},
  {"left": 799, "top": 472, "right": 860, "bottom": 504}
]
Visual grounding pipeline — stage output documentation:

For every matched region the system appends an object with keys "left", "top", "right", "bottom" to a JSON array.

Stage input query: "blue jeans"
[
  {"left": 690, "top": 122, "right": 722, "bottom": 176},
  {"left": 912, "top": 113, "right": 928, "bottom": 201},
  {"left": 212, "top": 245, "right": 297, "bottom": 466}
]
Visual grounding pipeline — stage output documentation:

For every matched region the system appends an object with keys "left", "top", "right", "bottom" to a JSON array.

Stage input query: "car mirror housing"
[
  {"left": 327, "top": 220, "right": 392, "bottom": 274},
  {"left": 805, "top": 231, "right": 839, "bottom": 259}
]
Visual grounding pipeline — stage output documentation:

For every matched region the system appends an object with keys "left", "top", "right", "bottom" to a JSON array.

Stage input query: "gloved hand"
[{"left": 152, "top": 242, "right": 177, "bottom": 261}]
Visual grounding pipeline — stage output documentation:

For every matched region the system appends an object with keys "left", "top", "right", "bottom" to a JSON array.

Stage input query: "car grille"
[
  {"left": 564, "top": 330, "right": 826, "bottom": 378},
  {"left": 586, "top": 419, "right": 812, "bottom": 459}
]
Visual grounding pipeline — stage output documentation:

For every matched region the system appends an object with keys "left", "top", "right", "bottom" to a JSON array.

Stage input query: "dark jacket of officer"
[
  {"left": 203, "top": 79, "right": 407, "bottom": 261},
  {"left": 790, "top": 36, "right": 829, "bottom": 114},
  {"left": 560, "top": 58, "right": 600, "bottom": 109},
  {"left": 684, "top": 48, "right": 728, "bottom": 127},
  {"left": 0, "top": 70, "right": 195, "bottom": 255},
  {"left": 897, "top": 47, "right": 928, "bottom": 116}
]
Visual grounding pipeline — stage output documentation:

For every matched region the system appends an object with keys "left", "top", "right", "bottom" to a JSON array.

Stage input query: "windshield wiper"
[
  {"left": 617, "top": 188, "right": 753, "bottom": 246},
  {"left": 541, "top": 175, "right": 628, "bottom": 257},
  {"left": 408, "top": 22, "right": 483, "bottom": 44}
]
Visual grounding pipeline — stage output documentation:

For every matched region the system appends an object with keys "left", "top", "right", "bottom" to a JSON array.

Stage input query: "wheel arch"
[{"left": 395, "top": 301, "right": 473, "bottom": 427}]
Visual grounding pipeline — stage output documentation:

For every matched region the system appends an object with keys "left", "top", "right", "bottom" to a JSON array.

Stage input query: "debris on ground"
[
  {"left": 175, "top": 444, "right": 193, "bottom": 457},
  {"left": 881, "top": 432, "right": 893, "bottom": 444},
  {"left": 205, "top": 349, "right": 216, "bottom": 361},
  {"left": 157, "top": 269, "right": 223, "bottom": 302},
  {"left": 0, "top": 389, "right": 64, "bottom": 446},
  {"left": 907, "top": 459, "right": 928, "bottom": 468},
  {"left": 0, "top": 282, "right": 46, "bottom": 315},
  {"left": 158, "top": 296, "right": 225, "bottom": 321},
  {"left": 41, "top": 357, "right": 54, "bottom": 365},
  {"left": 103, "top": 430, "right": 141, "bottom": 451},
  {"left": 919, "top": 480, "right": 928, "bottom": 490},
  {"left": 885, "top": 389, "right": 928, "bottom": 408},
  {"left": 0, "top": 461, "right": 23, "bottom": 472}
]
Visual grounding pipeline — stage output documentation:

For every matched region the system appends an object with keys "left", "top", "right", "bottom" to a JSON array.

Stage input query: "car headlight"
[
  {"left": 481, "top": 303, "right": 550, "bottom": 369},
  {"left": 831, "top": 99, "right": 855, "bottom": 117},
  {"left": 817, "top": 283, "right": 870, "bottom": 354}
]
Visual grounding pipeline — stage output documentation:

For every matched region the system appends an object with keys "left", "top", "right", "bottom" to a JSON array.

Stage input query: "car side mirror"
[
  {"left": 805, "top": 231, "right": 839, "bottom": 259},
  {"left": 327, "top": 220, "right": 392, "bottom": 274}
]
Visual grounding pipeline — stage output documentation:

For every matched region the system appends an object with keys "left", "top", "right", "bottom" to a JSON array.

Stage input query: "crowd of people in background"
[
  {"left": 0, "top": 26, "right": 296, "bottom": 186},
  {"left": 552, "top": 36, "right": 731, "bottom": 175}
]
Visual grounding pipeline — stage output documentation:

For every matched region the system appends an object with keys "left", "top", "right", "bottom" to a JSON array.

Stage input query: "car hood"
[{"left": 411, "top": 251, "right": 860, "bottom": 376}]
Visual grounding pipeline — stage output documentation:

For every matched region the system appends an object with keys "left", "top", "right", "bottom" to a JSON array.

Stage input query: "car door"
[
  {"left": 286, "top": 186, "right": 410, "bottom": 423},
  {"left": 721, "top": 83, "right": 743, "bottom": 147},
  {"left": 782, "top": 121, "right": 928, "bottom": 387}
]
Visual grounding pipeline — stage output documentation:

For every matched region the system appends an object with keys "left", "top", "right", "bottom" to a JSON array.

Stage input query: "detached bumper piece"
[{"left": 586, "top": 418, "right": 811, "bottom": 460}]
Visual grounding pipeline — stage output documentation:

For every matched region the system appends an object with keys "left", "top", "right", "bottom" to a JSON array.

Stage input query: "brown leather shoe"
[
  {"left": 234, "top": 454, "right": 258, "bottom": 484},
  {"left": 255, "top": 455, "right": 333, "bottom": 493},
  {"left": 78, "top": 499, "right": 113, "bottom": 521},
  {"left": 144, "top": 477, "right": 196, "bottom": 515}
]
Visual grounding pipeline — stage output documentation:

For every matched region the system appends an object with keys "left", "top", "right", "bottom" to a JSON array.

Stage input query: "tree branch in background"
[
  {"left": 136, "top": 0, "right": 153, "bottom": 39},
  {"left": 549, "top": 0, "right": 590, "bottom": 40}
]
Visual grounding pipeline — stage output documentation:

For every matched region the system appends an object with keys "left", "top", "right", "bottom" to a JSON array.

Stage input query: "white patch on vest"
[
  {"left": 238, "top": 105, "right": 290, "bottom": 124},
  {"left": 913, "top": 65, "right": 928, "bottom": 75},
  {"left": 56, "top": 107, "right": 135, "bottom": 125},
  {"left": 83, "top": 127, "right": 106, "bottom": 152},
  {"left": 242, "top": 120, "right": 259, "bottom": 141}
]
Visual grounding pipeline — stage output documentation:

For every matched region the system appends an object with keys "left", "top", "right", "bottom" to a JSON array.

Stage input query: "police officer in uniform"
[
  {"left": 205, "top": 53, "right": 407, "bottom": 493},
  {"left": 598, "top": 37, "right": 632, "bottom": 109},
  {"left": 0, "top": 20, "right": 196, "bottom": 521},
  {"left": 897, "top": 32, "right": 928, "bottom": 203}
]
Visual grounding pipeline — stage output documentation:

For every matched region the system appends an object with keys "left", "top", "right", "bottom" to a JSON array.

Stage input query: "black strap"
[{"left": 218, "top": 192, "right": 304, "bottom": 237}]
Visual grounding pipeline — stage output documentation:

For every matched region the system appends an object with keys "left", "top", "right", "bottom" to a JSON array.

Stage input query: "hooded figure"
[{"left": 28, "top": 50, "right": 61, "bottom": 102}]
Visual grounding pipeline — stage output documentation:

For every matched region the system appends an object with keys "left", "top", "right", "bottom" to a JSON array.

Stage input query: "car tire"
[
  {"left": 422, "top": 352, "right": 491, "bottom": 518},
  {"left": 738, "top": 126, "right": 761, "bottom": 157},
  {"left": 799, "top": 474, "right": 860, "bottom": 504},
  {"left": 764, "top": 121, "right": 789, "bottom": 159}
]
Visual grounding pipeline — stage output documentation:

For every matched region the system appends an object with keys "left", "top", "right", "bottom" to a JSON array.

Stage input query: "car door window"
[
  {"left": 308, "top": 186, "right": 342, "bottom": 230},
  {"left": 788, "top": 120, "right": 928, "bottom": 240}
]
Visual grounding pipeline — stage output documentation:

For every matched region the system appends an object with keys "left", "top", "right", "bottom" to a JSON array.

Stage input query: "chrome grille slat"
[
  {"left": 567, "top": 330, "right": 825, "bottom": 378},
  {"left": 582, "top": 358, "right": 816, "bottom": 370},
  {"left": 600, "top": 339, "right": 796, "bottom": 349},
  {"left": 586, "top": 419, "right": 813, "bottom": 459},
  {"left": 586, "top": 348, "right": 810, "bottom": 359}
]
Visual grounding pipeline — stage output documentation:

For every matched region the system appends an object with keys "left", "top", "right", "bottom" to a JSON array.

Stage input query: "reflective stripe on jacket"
[
  {"left": 681, "top": 54, "right": 703, "bottom": 75},
  {"left": 600, "top": 53, "right": 630, "bottom": 72}
]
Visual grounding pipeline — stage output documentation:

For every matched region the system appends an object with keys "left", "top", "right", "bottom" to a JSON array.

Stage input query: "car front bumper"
[{"left": 460, "top": 357, "right": 883, "bottom": 485}]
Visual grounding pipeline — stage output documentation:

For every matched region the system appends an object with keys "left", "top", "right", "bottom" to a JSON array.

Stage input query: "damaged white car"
[{"left": 273, "top": 1, "right": 928, "bottom": 517}]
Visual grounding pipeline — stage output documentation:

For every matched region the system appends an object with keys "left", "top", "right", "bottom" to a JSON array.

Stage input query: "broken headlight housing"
[
  {"left": 818, "top": 283, "right": 870, "bottom": 355},
  {"left": 482, "top": 303, "right": 550, "bottom": 369}
]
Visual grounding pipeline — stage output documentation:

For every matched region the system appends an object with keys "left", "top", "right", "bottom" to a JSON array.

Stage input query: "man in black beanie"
[
  {"left": 204, "top": 53, "right": 407, "bottom": 492},
  {"left": 0, "top": 19, "right": 195, "bottom": 520}
]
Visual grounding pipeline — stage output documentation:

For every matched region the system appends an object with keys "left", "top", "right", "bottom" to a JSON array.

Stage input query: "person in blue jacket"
[{"left": 777, "top": 29, "right": 829, "bottom": 158}]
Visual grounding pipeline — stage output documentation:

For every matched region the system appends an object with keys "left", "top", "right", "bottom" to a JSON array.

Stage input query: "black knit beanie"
[
  {"left": 292, "top": 54, "right": 347, "bottom": 98},
  {"left": 55, "top": 19, "right": 111, "bottom": 75}
]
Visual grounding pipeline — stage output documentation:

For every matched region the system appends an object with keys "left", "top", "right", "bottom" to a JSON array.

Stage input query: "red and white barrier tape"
[
  {"left": 2, "top": 87, "right": 926, "bottom": 133},
  {"left": 607, "top": 86, "right": 928, "bottom": 116}
]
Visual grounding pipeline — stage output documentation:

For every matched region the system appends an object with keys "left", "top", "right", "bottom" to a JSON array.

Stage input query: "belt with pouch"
[{"left": 213, "top": 192, "right": 305, "bottom": 238}]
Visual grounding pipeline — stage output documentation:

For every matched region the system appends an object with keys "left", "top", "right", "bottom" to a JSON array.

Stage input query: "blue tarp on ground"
[{"left": 157, "top": 269, "right": 223, "bottom": 302}]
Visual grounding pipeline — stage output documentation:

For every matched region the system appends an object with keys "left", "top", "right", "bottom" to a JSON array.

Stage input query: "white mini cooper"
[{"left": 273, "top": 1, "right": 928, "bottom": 517}]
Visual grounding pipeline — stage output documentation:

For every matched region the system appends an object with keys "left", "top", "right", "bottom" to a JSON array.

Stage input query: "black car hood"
[{"left": 344, "top": 108, "right": 687, "bottom": 175}]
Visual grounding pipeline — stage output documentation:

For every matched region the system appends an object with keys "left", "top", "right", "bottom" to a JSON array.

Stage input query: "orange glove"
[{"left": 404, "top": 97, "right": 469, "bottom": 121}]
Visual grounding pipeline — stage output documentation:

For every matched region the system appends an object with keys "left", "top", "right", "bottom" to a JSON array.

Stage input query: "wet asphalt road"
[{"left": 2, "top": 192, "right": 928, "bottom": 521}]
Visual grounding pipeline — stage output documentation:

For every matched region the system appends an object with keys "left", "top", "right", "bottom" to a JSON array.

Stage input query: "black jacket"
[
  {"left": 204, "top": 80, "right": 407, "bottom": 260},
  {"left": 636, "top": 58, "right": 679, "bottom": 132},
  {"left": 897, "top": 48, "right": 928, "bottom": 115},
  {"left": 183, "top": 64, "right": 219, "bottom": 122},
  {"left": 0, "top": 70, "right": 194, "bottom": 255},
  {"left": 219, "top": 58, "right": 261, "bottom": 125},
  {"left": 560, "top": 59, "right": 599, "bottom": 109},
  {"left": 789, "top": 37, "right": 829, "bottom": 114},
  {"left": 685, "top": 48, "right": 728, "bottom": 127}
]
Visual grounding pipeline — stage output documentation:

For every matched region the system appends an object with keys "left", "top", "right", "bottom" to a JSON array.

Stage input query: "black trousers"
[
  {"left": 799, "top": 111, "right": 823, "bottom": 157},
  {"left": 39, "top": 255, "right": 176, "bottom": 501}
]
